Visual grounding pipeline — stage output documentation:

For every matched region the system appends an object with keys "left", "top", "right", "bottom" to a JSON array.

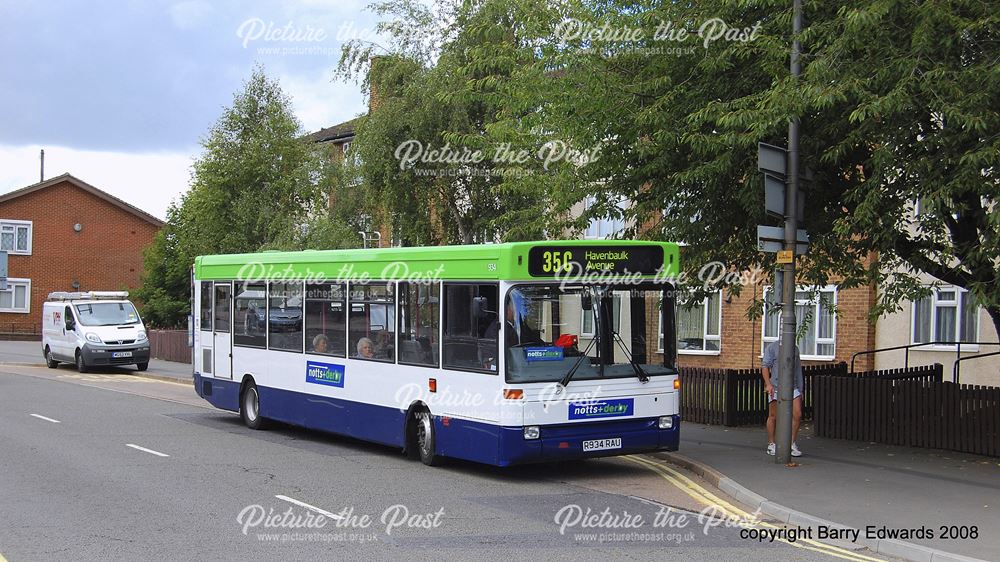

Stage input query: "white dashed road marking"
[
  {"left": 275, "top": 495, "right": 344, "bottom": 520},
  {"left": 126, "top": 444, "right": 170, "bottom": 457}
]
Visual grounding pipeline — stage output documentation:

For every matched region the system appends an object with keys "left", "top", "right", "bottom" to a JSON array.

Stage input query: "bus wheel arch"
[
  {"left": 239, "top": 375, "right": 268, "bottom": 430},
  {"left": 405, "top": 402, "right": 441, "bottom": 466}
]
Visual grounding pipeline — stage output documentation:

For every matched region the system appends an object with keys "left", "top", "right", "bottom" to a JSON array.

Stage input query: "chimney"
[
  {"left": 40, "top": 149, "right": 45, "bottom": 182},
  {"left": 368, "top": 56, "right": 384, "bottom": 114}
]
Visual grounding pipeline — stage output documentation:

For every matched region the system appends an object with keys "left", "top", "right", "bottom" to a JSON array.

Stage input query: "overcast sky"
[{"left": 0, "top": 0, "right": 378, "bottom": 219}]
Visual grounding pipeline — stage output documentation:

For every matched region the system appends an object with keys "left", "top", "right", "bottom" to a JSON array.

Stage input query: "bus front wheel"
[
  {"left": 240, "top": 381, "right": 268, "bottom": 430},
  {"left": 414, "top": 410, "right": 441, "bottom": 466}
]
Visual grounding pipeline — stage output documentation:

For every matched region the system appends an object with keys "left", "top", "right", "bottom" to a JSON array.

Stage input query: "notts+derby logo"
[{"left": 568, "top": 399, "right": 634, "bottom": 420}]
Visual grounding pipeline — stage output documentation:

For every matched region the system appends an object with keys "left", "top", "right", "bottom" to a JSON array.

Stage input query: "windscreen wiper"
[
  {"left": 610, "top": 329, "right": 649, "bottom": 383},
  {"left": 558, "top": 336, "right": 597, "bottom": 388}
]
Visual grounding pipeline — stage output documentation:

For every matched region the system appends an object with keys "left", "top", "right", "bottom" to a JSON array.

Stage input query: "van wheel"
[
  {"left": 75, "top": 351, "right": 88, "bottom": 373},
  {"left": 136, "top": 362, "right": 148, "bottom": 372},
  {"left": 45, "top": 347, "right": 59, "bottom": 369},
  {"left": 240, "top": 381, "right": 267, "bottom": 430},
  {"left": 414, "top": 409, "right": 441, "bottom": 466}
]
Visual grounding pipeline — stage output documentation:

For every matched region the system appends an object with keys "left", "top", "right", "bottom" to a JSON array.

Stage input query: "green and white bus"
[{"left": 192, "top": 240, "right": 680, "bottom": 466}]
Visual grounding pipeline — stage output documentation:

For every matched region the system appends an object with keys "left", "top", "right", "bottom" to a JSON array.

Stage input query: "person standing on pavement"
[{"left": 761, "top": 341, "right": 804, "bottom": 457}]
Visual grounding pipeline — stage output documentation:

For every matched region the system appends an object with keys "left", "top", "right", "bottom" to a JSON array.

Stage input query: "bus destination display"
[{"left": 527, "top": 245, "right": 664, "bottom": 276}]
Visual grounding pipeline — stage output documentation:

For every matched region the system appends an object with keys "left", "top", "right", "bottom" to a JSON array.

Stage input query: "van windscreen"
[{"left": 73, "top": 302, "right": 141, "bottom": 326}]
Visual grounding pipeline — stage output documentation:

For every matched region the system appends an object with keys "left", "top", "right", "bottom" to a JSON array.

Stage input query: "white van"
[{"left": 42, "top": 291, "right": 151, "bottom": 373}]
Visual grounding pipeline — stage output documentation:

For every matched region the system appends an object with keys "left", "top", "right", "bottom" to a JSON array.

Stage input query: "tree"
[
  {"left": 454, "top": 0, "right": 1000, "bottom": 335},
  {"left": 338, "top": 0, "right": 569, "bottom": 244},
  {"left": 136, "top": 67, "right": 332, "bottom": 327}
]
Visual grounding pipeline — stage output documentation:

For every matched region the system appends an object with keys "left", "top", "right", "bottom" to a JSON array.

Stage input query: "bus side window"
[
  {"left": 399, "top": 281, "right": 440, "bottom": 367},
  {"left": 348, "top": 282, "right": 395, "bottom": 362},
  {"left": 233, "top": 283, "right": 266, "bottom": 348},
  {"left": 305, "top": 282, "right": 346, "bottom": 357},
  {"left": 268, "top": 281, "right": 304, "bottom": 353},
  {"left": 443, "top": 283, "right": 498, "bottom": 373},
  {"left": 200, "top": 281, "right": 213, "bottom": 332}
]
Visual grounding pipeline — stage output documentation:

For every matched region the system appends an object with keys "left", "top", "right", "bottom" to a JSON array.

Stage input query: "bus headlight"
[
  {"left": 523, "top": 426, "right": 540, "bottom": 440},
  {"left": 86, "top": 333, "right": 102, "bottom": 344},
  {"left": 658, "top": 416, "right": 674, "bottom": 430}
]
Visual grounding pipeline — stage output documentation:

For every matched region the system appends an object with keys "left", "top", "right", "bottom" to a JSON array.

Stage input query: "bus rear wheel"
[
  {"left": 414, "top": 410, "right": 441, "bottom": 466},
  {"left": 240, "top": 381, "right": 267, "bottom": 430}
]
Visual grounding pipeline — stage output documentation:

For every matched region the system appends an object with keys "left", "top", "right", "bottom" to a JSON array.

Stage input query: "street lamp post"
[{"left": 775, "top": 0, "right": 803, "bottom": 465}]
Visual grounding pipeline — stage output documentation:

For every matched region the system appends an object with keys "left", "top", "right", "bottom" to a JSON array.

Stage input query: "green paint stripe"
[{"left": 195, "top": 240, "right": 680, "bottom": 281}]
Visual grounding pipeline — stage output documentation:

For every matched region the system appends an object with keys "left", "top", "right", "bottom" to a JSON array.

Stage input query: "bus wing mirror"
[{"left": 472, "top": 296, "right": 488, "bottom": 316}]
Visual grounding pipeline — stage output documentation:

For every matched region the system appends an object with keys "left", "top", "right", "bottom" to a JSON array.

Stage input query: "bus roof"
[{"left": 194, "top": 240, "right": 680, "bottom": 282}]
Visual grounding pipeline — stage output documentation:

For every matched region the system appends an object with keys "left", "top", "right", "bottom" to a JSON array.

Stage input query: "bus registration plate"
[
  {"left": 112, "top": 352, "right": 133, "bottom": 358},
  {"left": 582, "top": 438, "right": 621, "bottom": 452}
]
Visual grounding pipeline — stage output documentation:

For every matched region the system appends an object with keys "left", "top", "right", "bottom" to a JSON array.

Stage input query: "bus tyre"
[
  {"left": 75, "top": 351, "right": 88, "bottom": 373},
  {"left": 415, "top": 410, "right": 441, "bottom": 466},
  {"left": 136, "top": 362, "right": 148, "bottom": 372},
  {"left": 45, "top": 347, "right": 59, "bottom": 369},
  {"left": 240, "top": 381, "right": 267, "bottom": 430}
]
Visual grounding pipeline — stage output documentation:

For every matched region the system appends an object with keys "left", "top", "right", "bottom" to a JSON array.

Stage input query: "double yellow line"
[{"left": 625, "top": 455, "right": 884, "bottom": 562}]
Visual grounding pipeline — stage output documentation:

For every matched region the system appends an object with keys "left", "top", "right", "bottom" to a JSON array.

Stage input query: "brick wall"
[
  {"left": 0, "top": 179, "right": 161, "bottom": 333},
  {"left": 665, "top": 281, "right": 877, "bottom": 372}
]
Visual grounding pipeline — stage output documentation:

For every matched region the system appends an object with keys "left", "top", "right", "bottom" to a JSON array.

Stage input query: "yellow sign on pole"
[{"left": 776, "top": 249, "right": 794, "bottom": 264}]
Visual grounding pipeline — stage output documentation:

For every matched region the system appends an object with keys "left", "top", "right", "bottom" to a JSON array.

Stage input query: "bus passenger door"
[
  {"left": 213, "top": 282, "right": 233, "bottom": 380},
  {"left": 198, "top": 281, "right": 214, "bottom": 377}
]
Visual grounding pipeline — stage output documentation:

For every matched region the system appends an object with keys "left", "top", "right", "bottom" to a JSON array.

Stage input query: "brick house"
[
  {"left": 662, "top": 277, "right": 878, "bottom": 373},
  {"left": 579, "top": 208, "right": 880, "bottom": 373},
  {"left": 0, "top": 174, "right": 163, "bottom": 335}
]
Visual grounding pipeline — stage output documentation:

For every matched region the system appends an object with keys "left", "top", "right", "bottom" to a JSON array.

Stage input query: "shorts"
[{"left": 769, "top": 388, "right": 802, "bottom": 403}]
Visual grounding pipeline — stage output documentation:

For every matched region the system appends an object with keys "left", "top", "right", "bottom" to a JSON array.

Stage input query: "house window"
[
  {"left": 0, "top": 278, "right": 30, "bottom": 313},
  {"left": 581, "top": 294, "right": 621, "bottom": 337},
  {"left": 912, "top": 287, "right": 978, "bottom": 349},
  {"left": 762, "top": 286, "right": 837, "bottom": 359},
  {"left": 583, "top": 196, "right": 626, "bottom": 239},
  {"left": 673, "top": 291, "right": 721, "bottom": 353},
  {"left": 0, "top": 220, "right": 32, "bottom": 255}
]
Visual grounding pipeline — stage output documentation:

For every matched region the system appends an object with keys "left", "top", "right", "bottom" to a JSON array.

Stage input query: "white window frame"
[
  {"left": 910, "top": 286, "right": 980, "bottom": 352},
  {"left": 0, "top": 219, "right": 32, "bottom": 255},
  {"left": 665, "top": 291, "right": 722, "bottom": 355},
  {"left": 761, "top": 285, "right": 837, "bottom": 361},
  {"left": 583, "top": 196, "right": 627, "bottom": 240},
  {"left": 0, "top": 278, "right": 31, "bottom": 313},
  {"left": 580, "top": 294, "right": 622, "bottom": 337}
]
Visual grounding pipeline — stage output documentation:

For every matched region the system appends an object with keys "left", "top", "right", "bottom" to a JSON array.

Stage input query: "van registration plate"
[
  {"left": 582, "top": 438, "right": 621, "bottom": 452},
  {"left": 112, "top": 352, "right": 133, "bottom": 358}
]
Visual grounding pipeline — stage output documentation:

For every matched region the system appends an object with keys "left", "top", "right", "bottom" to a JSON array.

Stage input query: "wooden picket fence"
[
  {"left": 148, "top": 330, "right": 191, "bottom": 363},
  {"left": 679, "top": 362, "right": 848, "bottom": 426},
  {"left": 814, "top": 373, "right": 1000, "bottom": 457}
]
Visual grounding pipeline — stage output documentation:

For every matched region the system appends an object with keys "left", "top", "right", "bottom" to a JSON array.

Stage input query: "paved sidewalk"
[
  {"left": 0, "top": 339, "right": 191, "bottom": 381},
  {"left": 670, "top": 421, "right": 999, "bottom": 560}
]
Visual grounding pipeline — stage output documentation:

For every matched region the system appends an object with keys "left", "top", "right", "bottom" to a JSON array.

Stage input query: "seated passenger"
[
  {"left": 356, "top": 337, "right": 375, "bottom": 359},
  {"left": 312, "top": 334, "right": 329, "bottom": 354}
]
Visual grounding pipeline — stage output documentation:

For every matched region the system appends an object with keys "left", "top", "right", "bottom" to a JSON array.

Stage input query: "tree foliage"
[
  {"left": 137, "top": 68, "right": 345, "bottom": 327},
  {"left": 337, "top": 0, "right": 585, "bottom": 244},
  {"left": 391, "top": 0, "right": 1000, "bottom": 334}
]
